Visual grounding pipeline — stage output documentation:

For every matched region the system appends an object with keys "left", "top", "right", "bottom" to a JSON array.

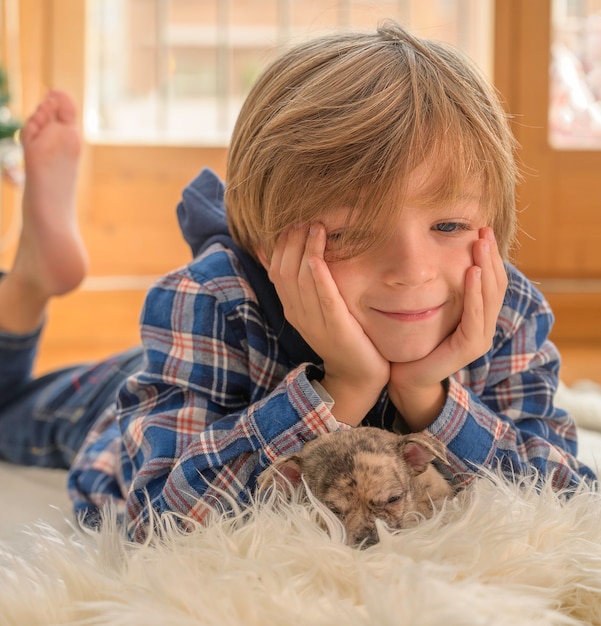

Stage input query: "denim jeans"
[{"left": 0, "top": 325, "right": 143, "bottom": 468}]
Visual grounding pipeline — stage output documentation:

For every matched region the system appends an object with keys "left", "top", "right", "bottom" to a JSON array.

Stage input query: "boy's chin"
[{"left": 380, "top": 343, "right": 439, "bottom": 364}]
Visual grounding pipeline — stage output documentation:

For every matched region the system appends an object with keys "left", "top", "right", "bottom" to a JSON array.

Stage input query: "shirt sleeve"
[
  {"left": 427, "top": 268, "right": 597, "bottom": 491},
  {"left": 116, "top": 255, "right": 343, "bottom": 541}
]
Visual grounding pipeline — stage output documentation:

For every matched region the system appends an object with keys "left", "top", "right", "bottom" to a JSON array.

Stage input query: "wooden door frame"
[
  {"left": 494, "top": 0, "right": 556, "bottom": 273},
  {"left": 494, "top": 0, "right": 601, "bottom": 343}
]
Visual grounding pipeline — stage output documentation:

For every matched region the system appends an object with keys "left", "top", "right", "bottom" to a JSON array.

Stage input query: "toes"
[
  {"left": 53, "top": 90, "right": 78, "bottom": 124},
  {"left": 20, "top": 91, "right": 78, "bottom": 146}
]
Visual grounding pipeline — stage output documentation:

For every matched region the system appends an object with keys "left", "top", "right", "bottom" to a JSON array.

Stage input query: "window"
[
  {"left": 85, "top": 0, "right": 494, "bottom": 145},
  {"left": 550, "top": 0, "right": 601, "bottom": 148}
]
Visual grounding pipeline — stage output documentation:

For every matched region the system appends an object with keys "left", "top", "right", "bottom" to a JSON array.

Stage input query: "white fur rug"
[
  {"left": 1, "top": 379, "right": 601, "bottom": 626},
  {"left": 1, "top": 472, "right": 601, "bottom": 626}
]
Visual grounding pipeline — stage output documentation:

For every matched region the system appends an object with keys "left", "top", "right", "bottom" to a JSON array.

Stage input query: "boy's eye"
[
  {"left": 434, "top": 221, "right": 470, "bottom": 233},
  {"left": 324, "top": 230, "right": 349, "bottom": 256},
  {"left": 326, "top": 230, "right": 345, "bottom": 242}
]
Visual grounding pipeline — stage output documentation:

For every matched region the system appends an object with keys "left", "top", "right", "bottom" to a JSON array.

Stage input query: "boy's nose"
[{"left": 380, "top": 234, "right": 436, "bottom": 287}]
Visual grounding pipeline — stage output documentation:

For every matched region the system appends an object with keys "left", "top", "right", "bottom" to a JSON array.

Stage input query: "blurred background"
[{"left": 0, "top": 0, "right": 600, "bottom": 384}]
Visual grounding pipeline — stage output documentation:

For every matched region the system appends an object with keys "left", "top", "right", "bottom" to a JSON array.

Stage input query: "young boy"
[{"left": 0, "top": 22, "right": 595, "bottom": 541}]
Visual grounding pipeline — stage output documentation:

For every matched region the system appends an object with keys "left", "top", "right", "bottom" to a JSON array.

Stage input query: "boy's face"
[{"left": 324, "top": 174, "right": 486, "bottom": 364}]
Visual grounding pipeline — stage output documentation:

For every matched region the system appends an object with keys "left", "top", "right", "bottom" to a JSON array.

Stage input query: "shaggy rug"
[{"left": 1, "top": 472, "right": 601, "bottom": 626}]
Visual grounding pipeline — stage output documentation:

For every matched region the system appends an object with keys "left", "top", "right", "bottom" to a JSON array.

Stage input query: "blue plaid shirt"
[
  {"left": 68, "top": 246, "right": 596, "bottom": 540},
  {"left": 68, "top": 170, "right": 596, "bottom": 541}
]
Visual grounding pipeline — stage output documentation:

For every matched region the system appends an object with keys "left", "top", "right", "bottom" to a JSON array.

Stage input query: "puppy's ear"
[
  {"left": 398, "top": 433, "right": 449, "bottom": 475},
  {"left": 257, "top": 454, "right": 304, "bottom": 493}
]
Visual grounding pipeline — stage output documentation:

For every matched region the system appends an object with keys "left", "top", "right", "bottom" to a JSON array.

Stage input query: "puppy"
[{"left": 258, "top": 427, "right": 454, "bottom": 546}]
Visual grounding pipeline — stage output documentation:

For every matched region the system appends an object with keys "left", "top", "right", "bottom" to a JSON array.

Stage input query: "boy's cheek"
[{"left": 327, "top": 266, "right": 362, "bottom": 311}]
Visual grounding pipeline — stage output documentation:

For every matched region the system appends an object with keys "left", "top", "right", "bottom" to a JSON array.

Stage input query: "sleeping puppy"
[{"left": 258, "top": 427, "right": 454, "bottom": 547}]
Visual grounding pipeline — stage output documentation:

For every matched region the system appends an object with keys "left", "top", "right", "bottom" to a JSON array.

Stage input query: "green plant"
[{"left": 0, "top": 65, "right": 21, "bottom": 139}]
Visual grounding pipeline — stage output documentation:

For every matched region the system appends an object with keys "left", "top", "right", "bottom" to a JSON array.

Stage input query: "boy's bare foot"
[
  {"left": 17, "top": 89, "right": 88, "bottom": 295},
  {"left": 0, "top": 90, "right": 88, "bottom": 333}
]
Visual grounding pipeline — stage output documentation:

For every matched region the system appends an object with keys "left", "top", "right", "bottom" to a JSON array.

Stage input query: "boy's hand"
[
  {"left": 387, "top": 227, "right": 508, "bottom": 431},
  {"left": 268, "top": 224, "right": 389, "bottom": 426}
]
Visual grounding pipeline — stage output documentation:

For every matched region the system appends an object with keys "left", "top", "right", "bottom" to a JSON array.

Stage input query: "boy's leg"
[
  {"left": 0, "top": 90, "right": 124, "bottom": 468},
  {"left": 0, "top": 89, "right": 87, "bottom": 334},
  {"left": 0, "top": 346, "right": 144, "bottom": 468}
]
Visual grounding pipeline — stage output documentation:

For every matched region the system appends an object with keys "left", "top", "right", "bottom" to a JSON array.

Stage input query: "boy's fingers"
[
  {"left": 267, "top": 230, "right": 287, "bottom": 283},
  {"left": 303, "top": 224, "right": 350, "bottom": 322},
  {"left": 269, "top": 224, "right": 335, "bottom": 328},
  {"left": 307, "top": 253, "right": 345, "bottom": 318},
  {"left": 277, "top": 226, "right": 306, "bottom": 285},
  {"left": 299, "top": 223, "right": 325, "bottom": 283},
  {"left": 297, "top": 224, "right": 329, "bottom": 322},
  {"left": 460, "top": 265, "right": 484, "bottom": 341},
  {"left": 269, "top": 229, "right": 308, "bottom": 321},
  {"left": 477, "top": 229, "right": 507, "bottom": 330},
  {"left": 304, "top": 223, "right": 326, "bottom": 260}
]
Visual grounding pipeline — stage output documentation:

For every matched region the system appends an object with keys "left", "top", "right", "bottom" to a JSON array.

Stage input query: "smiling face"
[{"left": 325, "top": 167, "right": 487, "bottom": 364}]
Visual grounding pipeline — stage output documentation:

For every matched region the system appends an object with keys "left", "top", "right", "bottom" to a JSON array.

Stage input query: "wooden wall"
[{"left": 0, "top": 0, "right": 228, "bottom": 372}]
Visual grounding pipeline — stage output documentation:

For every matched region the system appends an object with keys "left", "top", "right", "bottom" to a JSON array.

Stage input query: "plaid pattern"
[{"left": 68, "top": 245, "right": 596, "bottom": 541}]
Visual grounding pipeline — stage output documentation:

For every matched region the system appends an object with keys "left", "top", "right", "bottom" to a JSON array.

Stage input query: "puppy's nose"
[{"left": 353, "top": 529, "right": 379, "bottom": 548}]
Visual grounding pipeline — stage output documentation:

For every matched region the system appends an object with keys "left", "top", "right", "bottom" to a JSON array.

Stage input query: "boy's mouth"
[{"left": 374, "top": 304, "right": 443, "bottom": 322}]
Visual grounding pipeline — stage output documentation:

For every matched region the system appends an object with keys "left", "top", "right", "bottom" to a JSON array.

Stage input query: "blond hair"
[{"left": 225, "top": 21, "right": 518, "bottom": 261}]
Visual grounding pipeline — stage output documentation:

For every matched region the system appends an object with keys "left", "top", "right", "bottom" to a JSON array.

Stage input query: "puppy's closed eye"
[
  {"left": 385, "top": 494, "right": 405, "bottom": 505},
  {"left": 369, "top": 493, "right": 407, "bottom": 509},
  {"left": 324, "top": 502, "right": 347, "bottom": 519}
]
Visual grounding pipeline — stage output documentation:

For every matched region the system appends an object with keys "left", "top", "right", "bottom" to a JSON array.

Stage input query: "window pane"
[
  {"left": 550, "top": 0, "right": 601, "bottom": 149},
  {"left": 85, "top": 0, "right": 494, "bottom": 146}
]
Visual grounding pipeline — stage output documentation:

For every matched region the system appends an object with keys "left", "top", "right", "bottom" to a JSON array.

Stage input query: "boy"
[{"left": 0, "top": 22, "right": 595, "bottom": 542}]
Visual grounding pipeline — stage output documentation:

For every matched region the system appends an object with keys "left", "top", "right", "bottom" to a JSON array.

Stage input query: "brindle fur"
[{"left": 259, "top": 427, "right": 454, "bottom": 546}]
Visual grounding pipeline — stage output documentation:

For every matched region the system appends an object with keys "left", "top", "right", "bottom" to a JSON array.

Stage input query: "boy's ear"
[{"left": 256, "top": 248, "right": 270, "bottom": 271}]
